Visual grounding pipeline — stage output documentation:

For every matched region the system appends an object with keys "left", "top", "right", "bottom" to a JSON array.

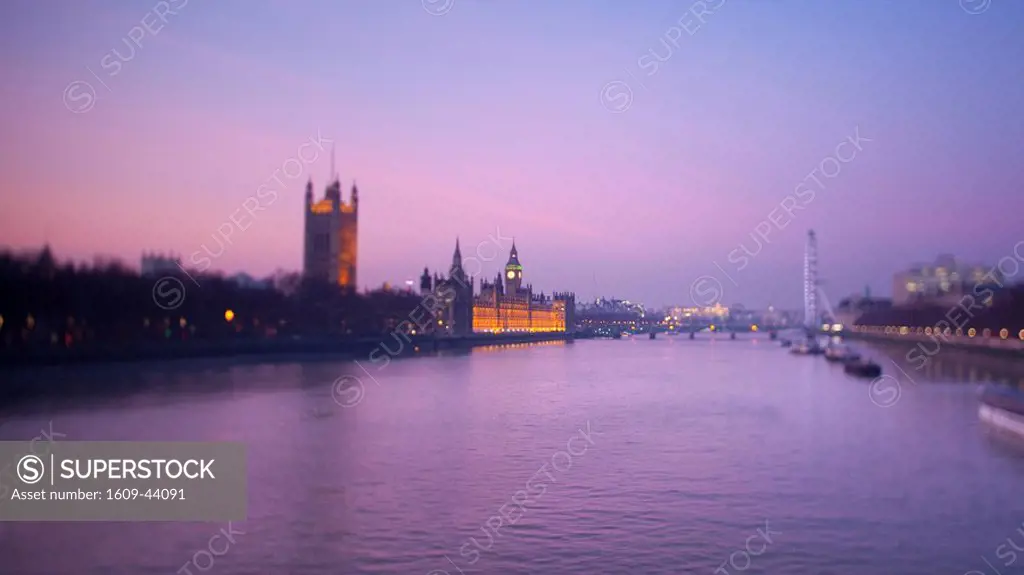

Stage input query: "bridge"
[
  {"left": 585, "top": 229, "right": 830, "bottom": 342},
  {"left": 584, "top": 322, "right": 816, "bottom": 340}
]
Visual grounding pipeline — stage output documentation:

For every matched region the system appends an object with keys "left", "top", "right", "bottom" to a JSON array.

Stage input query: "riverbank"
[
  {"left": 0, "top": 331, "right": 582, "bottom": 369},
  {"left": 0, "top": 332, "right": 583, "bottom": 407},
  {"left": 845, "top": 328, "right": 1024, "bottom": 358}
]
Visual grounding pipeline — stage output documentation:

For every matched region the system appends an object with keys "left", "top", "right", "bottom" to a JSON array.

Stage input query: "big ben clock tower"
[{"left": 504, "top": 241, "right": 523, "bottom": 294}]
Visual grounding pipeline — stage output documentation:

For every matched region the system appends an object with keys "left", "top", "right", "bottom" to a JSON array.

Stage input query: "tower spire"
[
  {"left": 331, "top": 142, "right": 337, "bottom": 183},
  {"left": 450, "top": 237, "right": 463, "bottom": 274},
  {"left": 507, "top": 239, "right": 520, "bottom": 266}
]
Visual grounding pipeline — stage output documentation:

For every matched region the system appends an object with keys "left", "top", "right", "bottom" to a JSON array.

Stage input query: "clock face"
[{"left": 507, "top": 270, "right": 516, "bottom": 279}]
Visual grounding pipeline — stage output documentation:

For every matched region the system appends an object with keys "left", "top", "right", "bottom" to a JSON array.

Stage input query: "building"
[
  {"left": 832, "top": 286, "right": 892, "bottom": 330},
  {"left": 855, "top": 283, "right": 1024, "bottom": 335},
  {"left": 141, "top": 252, "right": 182, "bottom": 276},
  {"left": 892, "top": 254, "right": 1001, "bottom": 306},
  {"left": 474, "top": 242, "right": 574, "bottom": 333},
  {"left": 270, "top": 269, "right": 303, "bottom": 296},
  {"left": 577, "top": 298, "right": 645, "bottom": 333},
  {"left": 760, "top": 305, "right": 792, "bottom": 328},
  {"left": 227, "top": 272, "right": 271, "bottom": 290},
  {"left": 303, "top": 173, "right": 358, "bottom": 290},
  {"left": 420, "top": 239, "right": 475, "bottom": 335},
  {"left": 578, "top": 309, "right": 640, "bottom": 334},
  {"left": 663, "top": 303, "right": 728, "bottom": 321},
  {"left": 420, "top": 240, "right": 575, "bottom": 335}
]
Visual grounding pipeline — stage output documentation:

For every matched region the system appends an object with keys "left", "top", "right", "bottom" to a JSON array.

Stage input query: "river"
[{"left": 1, "top": 335, "right": 1023, "bottom": 574}]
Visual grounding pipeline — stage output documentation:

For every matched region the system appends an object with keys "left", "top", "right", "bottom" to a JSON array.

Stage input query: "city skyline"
[{"left": 2, "top": 0, "right": 1023, "bottom": 308}]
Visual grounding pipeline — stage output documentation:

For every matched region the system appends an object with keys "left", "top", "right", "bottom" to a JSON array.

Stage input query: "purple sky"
[{"left": 1, "top": 0, "right": 1022, "bottom": 308}]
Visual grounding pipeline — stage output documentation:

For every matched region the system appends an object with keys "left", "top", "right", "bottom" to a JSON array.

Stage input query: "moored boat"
[
  {"left": 824, "top": 344, "right": 861, "bottom": 363},
  {"left": 843, "top": 359, "right": 882, "bottom": 378},
  {"left": 979, "top": 385, "right": 1024, "bottom": 418},
  {"left": 979, "top": 385, "right": 1024, "bottom": 437},
  {"left": 979, "top": 403, "right": 1024, "bottom": 438},
  {"left": 790, "top": 340, "right": 824, "bottom": 355}
]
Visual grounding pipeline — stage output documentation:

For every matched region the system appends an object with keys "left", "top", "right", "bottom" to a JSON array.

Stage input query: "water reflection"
[
  {"left": 854, "top": 338, "right": 1024, "bottom": 389},
  {"left": 1, "top": 338, "right": 1024, "bottom": 574}
]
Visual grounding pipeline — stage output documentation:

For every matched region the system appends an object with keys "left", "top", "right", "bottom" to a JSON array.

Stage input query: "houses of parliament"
[
  {"left": 300, "top": 168, "right": 575, "bottom": 335},
  {"left": 420, "top": 240, "right": 575, "bottom": 335},
  {"left": 303, "top": 172, "right": 358, "bottom": 289}
]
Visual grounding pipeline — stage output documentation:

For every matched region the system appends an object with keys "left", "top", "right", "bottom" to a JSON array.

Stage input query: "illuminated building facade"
[
  {"left": 419, "top": 240, "right": 574, "bottom": 335},
  {"left": 303, "top": 172, "right": 358, "bottom": 290},
  {"left": 473, "top": 242, "right": 574, "bottom": 333},
  {"left": 664, "top": 303, "right": 729, "bottom": 321},
  {"left": 892, "top": 254, "right": 1002, "bottom": 306}
]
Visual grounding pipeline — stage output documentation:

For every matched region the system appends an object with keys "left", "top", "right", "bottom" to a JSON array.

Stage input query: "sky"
[{"left": 0, "top": 0, "right": 1022, "bottom": 309}]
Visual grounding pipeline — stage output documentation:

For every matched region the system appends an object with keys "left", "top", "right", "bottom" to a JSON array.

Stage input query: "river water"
[{"left": 1, "top": 335, "right": 1023, "bottom": 575}]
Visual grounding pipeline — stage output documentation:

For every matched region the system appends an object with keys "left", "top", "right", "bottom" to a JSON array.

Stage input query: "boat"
[
  {"left": 843, "top": 359, "right": 882, "bottom": 378},
  {"left": 979, "top": 385, "right": 1024, "bottom": 418},
  {"left": 790, "top": 338, "right": 824, "bottom": 355},
  {"left": 980, "top": 386, "right": 1024, "bottom": 416},
  {"left": 979, "top": 403, "right": 1024, "bottom": 438},
  {"left": 824, "top": 344, "right": 861, "bottom": 363},
  {"left": 979, "top": 386, "right": 1024, "bottom": 437}
]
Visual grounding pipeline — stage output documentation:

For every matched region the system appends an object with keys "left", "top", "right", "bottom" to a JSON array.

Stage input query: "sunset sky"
[{"left": 1, "top": 0, "right": 1022, "bottom": 308}]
